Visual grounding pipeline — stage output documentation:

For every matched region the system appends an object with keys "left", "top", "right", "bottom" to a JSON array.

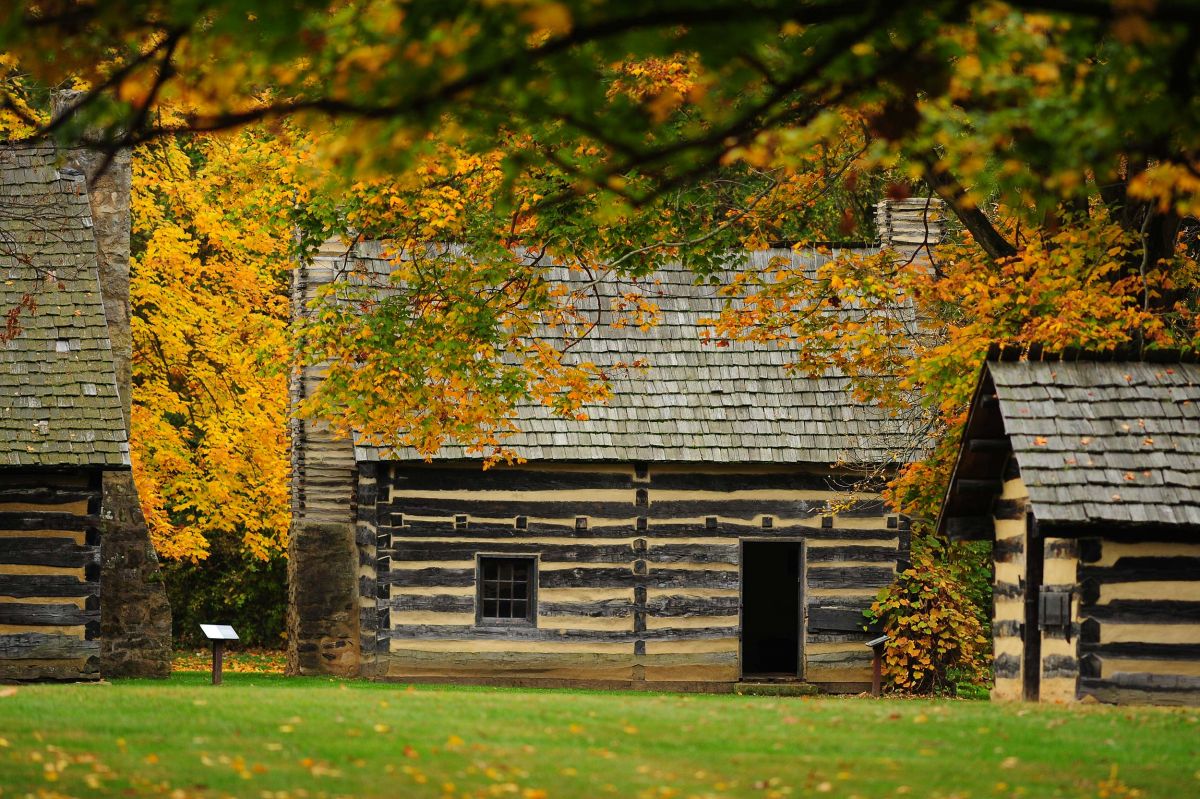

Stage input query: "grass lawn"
[{"left": 0, "top": 673, "right": 1197, "bottom": 799}]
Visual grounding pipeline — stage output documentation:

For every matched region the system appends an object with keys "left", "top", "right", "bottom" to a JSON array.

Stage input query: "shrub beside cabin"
[
  {"left": 288, "top": 200, "right": 943, "bottom": 691},
  {"left": 941, "top": 348, "right": 1200, "bottom": 705}
]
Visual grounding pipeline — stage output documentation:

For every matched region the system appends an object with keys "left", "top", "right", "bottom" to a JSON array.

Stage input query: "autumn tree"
[
  {"left": 126, "top": 120, "right": 295, "bottom": 643},
  {"left": 130, "top": 121, "right": 292, "bottom": 563}
]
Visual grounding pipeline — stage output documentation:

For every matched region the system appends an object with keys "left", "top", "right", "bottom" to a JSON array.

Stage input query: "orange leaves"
[
  {"left": 176, "top": 648, "right": 287, "bottom": 675},
  {"left": 607, "top": 55, "right": 708, "bottom": 123}
]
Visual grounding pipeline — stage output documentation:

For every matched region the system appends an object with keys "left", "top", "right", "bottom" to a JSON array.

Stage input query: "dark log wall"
[
  {"left": 0, "top": 468, "right": 102, "bottom": 681},
  {"left": 368, "top": 461, "right": 906, "bottom": 688},
  {"left": 1077, "top": 535, "right": 1200, "bottom": 706},
  {"left": 990, "top": 464, "right": 1200, "bottom": 706}
]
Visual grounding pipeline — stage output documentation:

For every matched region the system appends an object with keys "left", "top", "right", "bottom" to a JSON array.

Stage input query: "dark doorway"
[
  {"left": 1022, "top": 514, "right": 1043, "bottom": 701},
  {"left": 741, "top": 541, "right": 803, "bottom": 678}
]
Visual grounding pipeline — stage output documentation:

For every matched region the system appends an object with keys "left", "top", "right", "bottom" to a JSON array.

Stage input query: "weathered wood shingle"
[
  {"left": 990, "top": 359, "right": 1200, "bottom": 527},
  {"left": 339, "top": 245, "right": 914, "bottom": 466},
  {"left": 0, "top": 146, "right": 128, "bottom": 468}
]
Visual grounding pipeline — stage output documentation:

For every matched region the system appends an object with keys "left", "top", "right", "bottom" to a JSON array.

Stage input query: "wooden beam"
[
  {"left": 0, "top": 512, "right": 100, "bottom": 532},
  {"left": 945, "top": 516, "right": 994, "bottom": 540},
  {"left": 967, "top": 438, "right": 1011, "bottom": 453},
  {"left": 955, "top": 479, "right": 1003, "bottom": 493},
  {"left": 0, "top": 633, "right": 100, "bottom": 659},
  {"left": 0, "top": 486, "right": 99, "bottom": 505}
]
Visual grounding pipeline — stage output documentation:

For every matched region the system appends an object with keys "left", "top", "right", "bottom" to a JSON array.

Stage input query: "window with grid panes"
[{"left": 477, "top": 556, "right": 536, "bottom": 625}]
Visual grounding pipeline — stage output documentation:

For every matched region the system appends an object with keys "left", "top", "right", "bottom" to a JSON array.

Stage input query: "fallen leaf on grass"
[{"left": 0, "top": 686, "right": 18, "bottom": 698}]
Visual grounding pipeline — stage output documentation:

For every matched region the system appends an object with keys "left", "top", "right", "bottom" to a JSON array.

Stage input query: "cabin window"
[{"left": 477, "top": 556, "right": 537, "bottom": 626}]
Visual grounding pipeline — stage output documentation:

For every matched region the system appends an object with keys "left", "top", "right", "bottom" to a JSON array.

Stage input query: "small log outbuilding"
[
  {"left": 940, "top": 347, "right": 1200, "bottom": 705},
  {"left": 0, "top": 146, "right": 127, "bottom": 680},
  {"left": 289, "top": 200, "right": 945, "bottom": 691}
]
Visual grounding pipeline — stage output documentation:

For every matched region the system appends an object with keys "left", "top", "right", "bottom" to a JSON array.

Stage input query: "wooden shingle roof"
[
  {"left": 991, "top": 358, "right": 1200, "bottom": 527},
  {"left": 941, "top": 351, "right": 1200, "bottom": 535},
  {"left": 347, "top": 245, "right": 916, "bottom": 466},
  {"left": 0, "top": 145, "right": 128, "bottom": 468}
]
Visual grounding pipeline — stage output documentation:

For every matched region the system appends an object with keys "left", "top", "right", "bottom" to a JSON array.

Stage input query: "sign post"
[
  {"left": 199, "top": 624, "right": 239, "bottom": 685},
  {"left": 865, "top": 634, "right": 891, "bottom": 697}
]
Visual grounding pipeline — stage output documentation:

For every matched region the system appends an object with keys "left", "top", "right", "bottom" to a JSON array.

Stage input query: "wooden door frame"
[{"left": 738, "top": 537, "right": 807, "bottom": 681}]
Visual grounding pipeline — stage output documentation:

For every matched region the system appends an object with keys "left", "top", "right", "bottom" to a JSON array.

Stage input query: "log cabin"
[
  {"left": 940, "top": 346, "right": 1200, "bottom": 705},
  {"left": 0, "top": 145, "right": 129, "bottom": 680},
  {"left": 288, "top": 199, "right": 944, "bottom": 691}
]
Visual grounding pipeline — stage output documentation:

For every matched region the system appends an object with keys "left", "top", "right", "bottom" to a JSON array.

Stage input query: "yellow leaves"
[
  {"left": 608, "top": 54, "right": 708, "bottom": 123},
  {"left": 956, "top": 55, "right": 982, "bottom": 81},
  {"left": 300, "top": 757, "right": 343, "bottom": 778},
  {"left": 521, "top": 2, "right": 573, "bottom": 37},
  {"left": 131, "top": 119, "right": 291, "bottom": 564},
  {"left": 1024, "top": 61, "right": 1060, "bottom": 84}
]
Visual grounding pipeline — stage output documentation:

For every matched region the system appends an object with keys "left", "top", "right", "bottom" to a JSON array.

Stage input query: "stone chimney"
[
  {"left": 875, "top": 197, "right": 947, "bottom": 266},
  {"left": 52, "top": 91, "right": 173, "bottom": 678},
  {"left": 287, "top": 238, "right": 366, "bottom": 678}
]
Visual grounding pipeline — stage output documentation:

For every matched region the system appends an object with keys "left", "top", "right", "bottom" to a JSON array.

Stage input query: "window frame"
[{"left": 474, "top": 553, "right": 538, "bottom": 628}]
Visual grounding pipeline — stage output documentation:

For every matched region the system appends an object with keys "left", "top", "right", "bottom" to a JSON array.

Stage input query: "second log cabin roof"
[{"left": 940, "top": 348, "right": 1200, "bottom": 538}]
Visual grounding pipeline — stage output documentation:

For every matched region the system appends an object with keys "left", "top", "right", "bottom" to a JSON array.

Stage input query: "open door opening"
[
  {"left": 1022, "top": 514, "right": 1043, "bottom": 702},
  {"left": 741, "top": 541, "right": 803, "bottom": 679}
]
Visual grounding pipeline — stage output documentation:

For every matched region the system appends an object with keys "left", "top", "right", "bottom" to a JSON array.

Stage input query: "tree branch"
[{"left": 921, "top": 156, "right": 1017, "bottom": 260}]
